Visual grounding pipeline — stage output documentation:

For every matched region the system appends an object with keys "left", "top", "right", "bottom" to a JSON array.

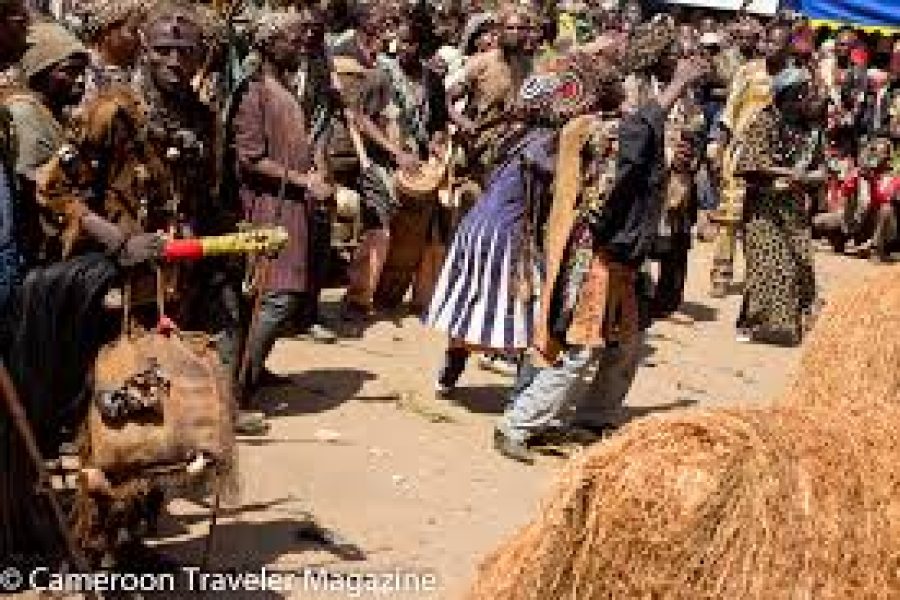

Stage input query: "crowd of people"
[{"left": 1, "top": 0, "right": 899, "bottom": 570}]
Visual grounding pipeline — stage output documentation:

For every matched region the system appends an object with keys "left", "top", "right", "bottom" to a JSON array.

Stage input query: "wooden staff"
[
  {"left": 236, "top": 171, "right": 289, "bottom": 403},
  {"left": 0, "top": 361, "right": 98, "bottom": 598},
  {"left": 236, "top": 258, "right": 271, "bottom": 402}
]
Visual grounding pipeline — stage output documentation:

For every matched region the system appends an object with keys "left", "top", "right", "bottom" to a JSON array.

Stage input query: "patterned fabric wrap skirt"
[
  {"left": 424, "top": 132, "right": 549, "bottom": 350},
  {"left": 740, "top": 189, "right": 816, "bottom": 342}
]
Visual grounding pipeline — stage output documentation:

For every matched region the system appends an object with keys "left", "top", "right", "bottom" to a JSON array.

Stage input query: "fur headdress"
[
  {"left": 624, "top": 14, "right": 676, "bottom": 74},
  {"left": 518, "top": 52, "right": 619, "bottom": 124},
  {"left": 252, "top": 10, "right": 302, "bottom": 49},
  {"left": 20, "top": 22, "right": 88, "bottom": 82},
  {"left": 78, "top": 0, "right": 147, "bottom": 42}
]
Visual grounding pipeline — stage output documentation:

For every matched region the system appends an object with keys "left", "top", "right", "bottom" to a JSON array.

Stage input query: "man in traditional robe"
[
  {"left": 495, "top": 44, "right": 707, "bottom": 463},
  {"left": 233, "top": 12, "right": 332, "bottom": 395}
]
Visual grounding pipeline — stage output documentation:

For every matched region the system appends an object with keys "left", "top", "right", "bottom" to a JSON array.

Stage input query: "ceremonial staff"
[{"left": 0, "top": 361, "right": 98, "bottom": 598}]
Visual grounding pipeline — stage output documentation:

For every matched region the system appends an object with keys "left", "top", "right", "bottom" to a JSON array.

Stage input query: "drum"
[
  {"left": 332, "top": 186, "right": 362, "bottom": 251},
  {"left": 395, "top": 155, "right": 447, "bottom": 200},
  {"left": 335, "top": 186, "right": 361, "bottom": 221}
]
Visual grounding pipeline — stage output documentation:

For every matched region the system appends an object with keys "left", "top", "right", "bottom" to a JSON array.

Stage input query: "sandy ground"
[{"left": 17, "top": 242, "right": 880, "bottom": 600}]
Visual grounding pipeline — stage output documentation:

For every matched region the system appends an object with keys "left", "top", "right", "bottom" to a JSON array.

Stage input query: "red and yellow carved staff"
[{"left": 161, "top": 226, "right": 288, "bottom": 261}]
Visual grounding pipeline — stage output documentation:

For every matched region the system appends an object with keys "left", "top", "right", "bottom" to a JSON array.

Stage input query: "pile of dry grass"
[
  {"left": 468, "top": 268, "right": 900, "bottom": 599},
  {"left": 467, "top": 406, "right": 900, "bottom": 600},
  {"left": 786, "top": 265, "right": 900, "bottom": 409}
]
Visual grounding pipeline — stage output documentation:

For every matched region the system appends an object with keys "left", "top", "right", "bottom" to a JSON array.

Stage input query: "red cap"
[{"left": 850, "top": 46, "right": 869, "bottom": 66}]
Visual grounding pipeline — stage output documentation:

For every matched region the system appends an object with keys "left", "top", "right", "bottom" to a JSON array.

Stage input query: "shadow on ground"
[
  {"left": 595, "top": 397, "right": 700, "bottom": 430},
  {"left": 252, "top": 368, "right": 377, "bottom": 417},
  {"left": 678, "top": 301, "right": 718, "bottom": 322},
  {"left": 574, "top": 336, "right": 698, "bottom": 431},
  {"left": 450, "top": 384, "right": 512, "bottom": 415},
  {"left": 315, "top": 297, "right": 420, "bottom": 340},
  {"left": 151, "top": 515, "right": 368, "bottom": 599},
  {"left": 449, "top": 338, "right": 661, "bottom": 418}
]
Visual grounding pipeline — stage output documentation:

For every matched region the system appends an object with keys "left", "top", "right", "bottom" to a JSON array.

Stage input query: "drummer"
[
  {"left": 330, "top": 4, "right": 421, "bottom": 325},
  {"left": 373, "top": 3, "right": 451, "bottom": 311}
]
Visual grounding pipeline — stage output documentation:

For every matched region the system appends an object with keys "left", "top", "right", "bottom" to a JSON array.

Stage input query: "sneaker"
[
  {"left": 234, "top": 411, "right": 270, "bottom": 436},
  {"left": 478, "top": 354, "right": 518, "bottom": 377},
  {"left": 736, "top": 329, "right": 753, "bottom": 343},
  {"left": 493, "top": 429, "right": 534, "bottom": 465},
  {"left": 299, "top": 323, "right": 339, "bottom": 344},
  {"left": 434, "top": 381, "right": 455, "bottom": 399}
]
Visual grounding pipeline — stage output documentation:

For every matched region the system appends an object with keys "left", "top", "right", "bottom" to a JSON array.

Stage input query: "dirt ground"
[{"left": 32, "top": 242, "right": 878, "bottom": 600}]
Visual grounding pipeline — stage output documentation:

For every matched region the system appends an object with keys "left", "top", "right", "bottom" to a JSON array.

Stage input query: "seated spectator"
[
  {"left": 815, "top": 136, "right": 898, "bottom": 261},
  {"left": 855, "top": 136, "right": 900, "bottom": 261},
  {"left": 813, "top": 140, "right": 860, "bottom": 253}
]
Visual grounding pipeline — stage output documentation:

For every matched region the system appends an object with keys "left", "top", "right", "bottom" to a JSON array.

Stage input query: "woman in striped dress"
[{"left": 425, "top": 126, "right": 556, "bottom": 395}]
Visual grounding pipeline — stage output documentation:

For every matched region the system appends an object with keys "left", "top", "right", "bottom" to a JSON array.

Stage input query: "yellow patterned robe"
[
  {"left": 719, "top": 59, "right": 773, "bottom": 210},
  {"left": 711, "top": 59, "right": 773, "bottom": 291}
]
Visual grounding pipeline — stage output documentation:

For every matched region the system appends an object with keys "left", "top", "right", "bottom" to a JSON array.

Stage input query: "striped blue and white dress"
[{"left": 424, "top": 129, "right": 555, "bottom": 350}]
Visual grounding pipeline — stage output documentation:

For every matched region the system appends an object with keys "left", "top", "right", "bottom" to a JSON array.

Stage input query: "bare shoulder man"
[{"left": 446, "top": 3, "right": 535, "bottom": 185}]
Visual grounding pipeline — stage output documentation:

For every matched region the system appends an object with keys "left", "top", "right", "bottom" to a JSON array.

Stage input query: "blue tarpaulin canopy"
[
  {"left": 799, "top": 0, "right": 900, "bottom": 29},
  {"left": 662, "top": 0, "right": 900, "bottom": 30}
]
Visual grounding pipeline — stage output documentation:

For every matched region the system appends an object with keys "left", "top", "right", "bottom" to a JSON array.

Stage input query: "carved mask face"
[
  {"left": 42, "top": 53, "right": 90, "bottom": 106},
  {"left": 144, "top": 16, "right": 203, "bottom": 95},
  {"left": 0, "top": 0, "right": 29, "bottom": 67},
  {"left": 297, "top": 10, "right": 325, "bottom": 56}
]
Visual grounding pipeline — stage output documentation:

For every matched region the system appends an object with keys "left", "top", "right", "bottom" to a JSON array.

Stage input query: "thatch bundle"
[
  {"left": 467, "top": 406, "right": 900, "bottom": 600},
  {"left": 468, "top": 267, "right": 900, "bottom": 598},
  {"left": 785, "top": 265, "right": 900, "bottom": 409}
]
